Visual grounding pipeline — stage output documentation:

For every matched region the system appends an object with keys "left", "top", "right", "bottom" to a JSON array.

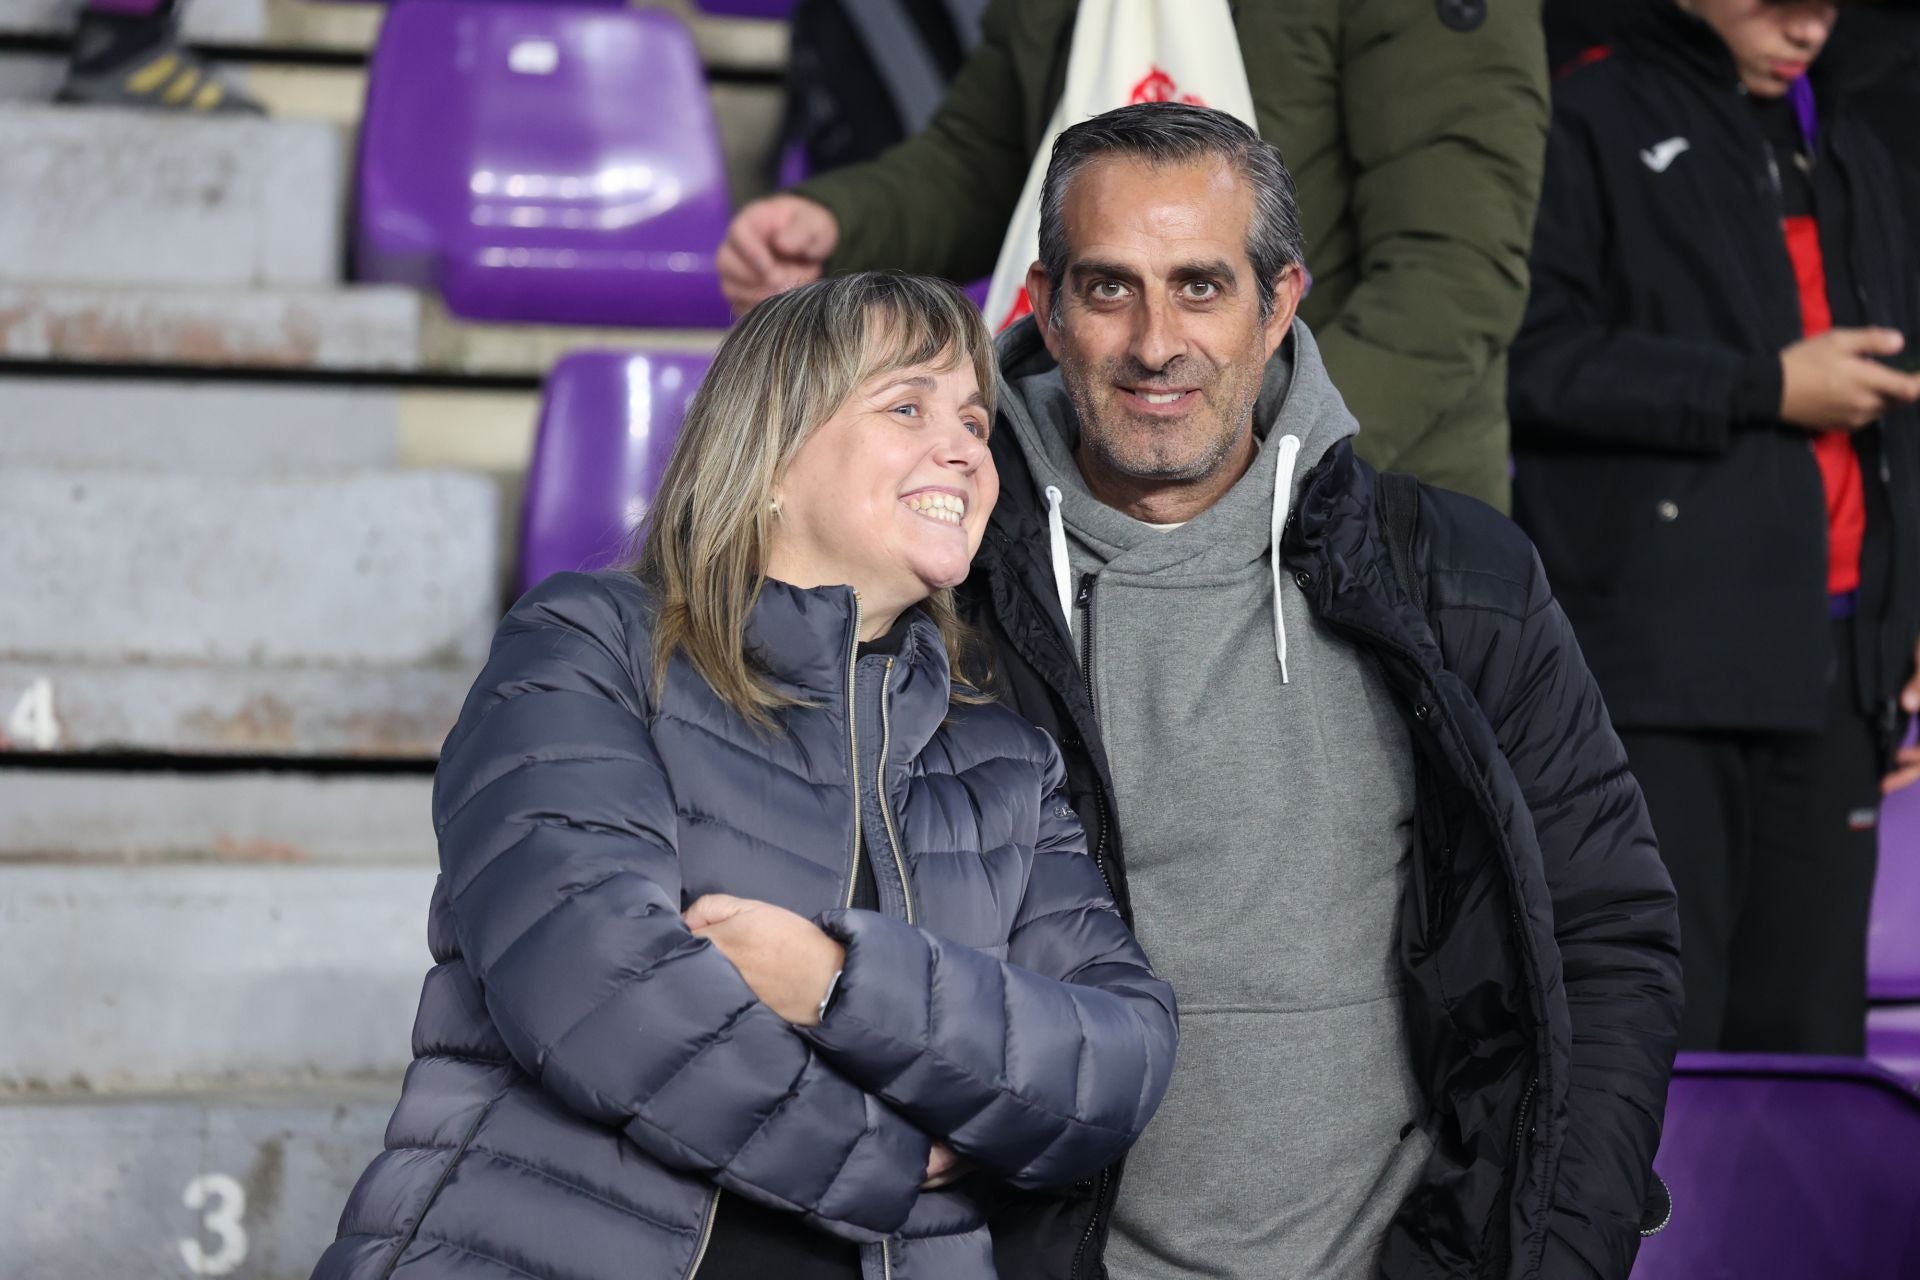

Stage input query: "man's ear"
[
  {"left": 1025, "top": 262, "right": 1064, "bottom": 360},
  {"left": 1263, "top": 263, "right": 1306, "bottom": 358}
]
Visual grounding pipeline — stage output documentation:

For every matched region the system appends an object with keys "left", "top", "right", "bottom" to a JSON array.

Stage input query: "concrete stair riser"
[
  {"left": 0, "top": 106, "right": 345, "bottom": 289},
  {"left": 0, "top": 863, "right": 434, "bottom": 1091},
  {"left": 2, "top": 468, "right": 500, "bottom": 667},
  {"left": 0, "top": 1086, "right": 398, "bottom": 1280},
  {"left": 0, "top": 770, "right": 434, "bottom": 863}
]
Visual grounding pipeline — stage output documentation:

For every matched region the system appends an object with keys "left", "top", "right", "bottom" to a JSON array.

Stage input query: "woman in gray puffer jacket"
[{"left": 314, "top": 273, "right": 1177, "bottom": 1280}]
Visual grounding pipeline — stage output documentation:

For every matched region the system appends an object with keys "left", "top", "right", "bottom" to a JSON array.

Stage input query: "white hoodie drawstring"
[
  {"left": 1268, "top": 434, "right": 1304, "bottom": 684},
  {"left": 1048, "top": 439, "right": 1301, "bottom": 675},
  {"left": 1043, "top": 485, "right": 1074, "bottom": 632}
]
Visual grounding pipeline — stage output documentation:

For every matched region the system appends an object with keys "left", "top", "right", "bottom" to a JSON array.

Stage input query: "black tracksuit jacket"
[
  {"left": 1509, "top": 4, "right": 1920, "bottom": 748},
  {"left": 964, "top": 430, "right": 1683, "bottom": 1279}
]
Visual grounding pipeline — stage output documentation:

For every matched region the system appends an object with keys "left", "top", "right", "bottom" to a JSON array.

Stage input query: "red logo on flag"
[{"left": 1128, "top": 65, "right": 1205, "bottom": 106}]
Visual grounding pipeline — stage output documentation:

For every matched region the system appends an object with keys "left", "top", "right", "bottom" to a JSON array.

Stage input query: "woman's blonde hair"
[{"left": 635, "top": 271, "right": 998, "bottom": 727}]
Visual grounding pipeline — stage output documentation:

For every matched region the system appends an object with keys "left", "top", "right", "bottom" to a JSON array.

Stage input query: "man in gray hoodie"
[{"left": 968, "top": 104, "right": 1682, "bottom": 1280}]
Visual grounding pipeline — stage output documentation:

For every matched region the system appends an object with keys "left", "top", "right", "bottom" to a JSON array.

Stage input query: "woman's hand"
[
  {"left": 685, "top": 894, "right": 846, "bottom": 1026},
  {"left": 922, "top": 1142, "right": 970, "bottom": 1190}
]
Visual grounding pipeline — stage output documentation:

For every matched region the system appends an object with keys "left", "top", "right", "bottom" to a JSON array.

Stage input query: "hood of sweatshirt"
[{"left": 991, "top": 314, "right": 1361, "bottom": 681}]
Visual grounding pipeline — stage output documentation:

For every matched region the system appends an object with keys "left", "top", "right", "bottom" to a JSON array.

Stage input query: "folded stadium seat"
[
  {"left": 517, "top": 349, "right": 712, "bottom": 594},
  {"left": 1868, "top": 779, "right": 1920, "bottom": 1083},
  {"left": 1631, "top": 1054, "right": 1920, "bottom": 1279},
  {"left": 355, "top": 1, "right": 733, "bottom": 328}
]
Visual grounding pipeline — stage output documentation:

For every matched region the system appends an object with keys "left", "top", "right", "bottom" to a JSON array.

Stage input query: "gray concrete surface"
[
  {"left": 0, "top": 283, "right": 421, "bottom": 370},
  {"left": 0, "top": 863, "right": 433, "bottom": 1090},
  {"left": 2, "top": 468, "right": 499, "bottom": 666},
  {"left": 0, "top": 661, "right": 475, "bottom": 757},
  {"left": 0, "top": 106, "right": 345, "bottom": 289},
  {"left": 0, "top": 377, "right": 398, "bottom": 473},
  {"left": 0, "top": 1084, "right": 396, "bottom": 1279},
  {"left": 0, "top": 770, "right": 434, "bottom": 862}
]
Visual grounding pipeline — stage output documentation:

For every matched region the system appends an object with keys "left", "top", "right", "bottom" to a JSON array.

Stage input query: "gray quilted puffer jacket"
[{"left": 314, "top": 570, "right": 1177, "bottom": 1280}]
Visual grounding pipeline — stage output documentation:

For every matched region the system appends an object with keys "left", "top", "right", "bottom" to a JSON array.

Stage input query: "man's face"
[
  {"left": 1026, "top": 156, "right": 1299, "bottom": 495},
  {"left": 1687, "top": 0, "right": 1837, "bottom": 97}
]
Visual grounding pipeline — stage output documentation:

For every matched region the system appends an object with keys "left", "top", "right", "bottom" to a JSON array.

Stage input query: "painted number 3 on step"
[{"left": 179, "top": 1173, "right": 248, "bottom": 1277}]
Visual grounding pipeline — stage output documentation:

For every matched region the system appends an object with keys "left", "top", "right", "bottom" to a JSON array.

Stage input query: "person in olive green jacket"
[{"left": 718, "top": 0, "right": 1548, "bottom": 511}]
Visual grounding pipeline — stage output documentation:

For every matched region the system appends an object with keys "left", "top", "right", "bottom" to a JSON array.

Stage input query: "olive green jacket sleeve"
[
  {"left": 792, "top": 0, "right": 1058, "bottom": 281},
  {"left": 1319, "top": 0, "right": 1548, "bottom": 472}
]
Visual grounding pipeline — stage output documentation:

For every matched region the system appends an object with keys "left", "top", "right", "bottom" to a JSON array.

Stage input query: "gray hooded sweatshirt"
[{"left": 997, "top": 320, "right": 1432, "bottom": 1278}]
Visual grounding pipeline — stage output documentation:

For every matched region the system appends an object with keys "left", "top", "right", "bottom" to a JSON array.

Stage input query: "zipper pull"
[{"left": 1076, "top": 573, "right": 1095, "bottom": 606}]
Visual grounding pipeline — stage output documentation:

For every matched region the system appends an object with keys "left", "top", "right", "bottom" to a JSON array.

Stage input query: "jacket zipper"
[
  {"left": 1511, "top": 1075, "right": 1538, "bottom": 1163},
  {"left": 1074, "top": 574, "right": 1117, "bottom": 904},
  {"left": 842, "top": 595, "right": 865, "bottom": 910},
  {"left": 877, "top": 658, "right": 916, "bottom": 924},
  {"left": 1069, "top": 1166, "right": 1113, "bottom": 1280},
  {"left": 1067, "top": 572, "right": 1115, "bottom": 1280},
  {"left": 1640, "top": 1172, "right": 1675, "bottom": 1237},
  {"left": 866, "top": 632, "right": 901, "bottom": 1278},
  {"left": 1076, "top": 574, "right": 1101, "bottom": 722},
  {"left": 682, "top": 1189, "right": 721, "bottom": 1280}
]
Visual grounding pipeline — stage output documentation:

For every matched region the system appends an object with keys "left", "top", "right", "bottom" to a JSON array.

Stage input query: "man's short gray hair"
[{"left": 1037, "top": 102, "right": 1306, "bottom": 323}]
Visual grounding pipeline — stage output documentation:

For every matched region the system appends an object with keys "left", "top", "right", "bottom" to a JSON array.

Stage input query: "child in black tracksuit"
[{"left": 1510, "top": 0, "right": 1920, "bottom": 1054}]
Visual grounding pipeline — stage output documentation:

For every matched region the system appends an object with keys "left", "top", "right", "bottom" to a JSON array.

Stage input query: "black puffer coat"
[
  {"left": 968, "top": 437, "right": 1684, "bottom": 1280},
  {"left": 314, "top": 572, "right": 1177, "bottom": 1280}
]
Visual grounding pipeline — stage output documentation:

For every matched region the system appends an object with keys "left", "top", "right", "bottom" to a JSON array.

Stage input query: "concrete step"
[
  {"left": 2, "top": 468, "right": 498, "bottom": 667},
  {"left": 0, "top": 769, "right": 434, "bottom": 862},
  {"left": 0, "top": 1083, "right": 396, "bottom": 1280},
  {"left": 0, "top": 105, "right": 345, "bottom": 289},
  {"left": 0, "top": 374, "right": 539, "bottom": 475},
  {"left": 0, "top": 0, "right": 789, "bottom": 71},
  {"left": 0, "top": 0, "right": 298, "bottom": 48},
  {"left": 0, "top": 282, "right": 422, "bottom": 370},
  {"left": 0, "top": 863, "right": 433, "bottom": 1090},
  {"left": 0, "top": 376, "right": 398, "bottom": 473},
  {"left": 0, "top": 660, "right": 471, "bottom": 756},
  {"left": 0, "top": 279, "right": 735, "bottom": 377}
]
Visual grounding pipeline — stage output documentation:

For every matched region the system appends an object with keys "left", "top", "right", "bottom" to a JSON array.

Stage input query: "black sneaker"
[{"left": 57, "top": 11, "right": 265, "bottom": 115}]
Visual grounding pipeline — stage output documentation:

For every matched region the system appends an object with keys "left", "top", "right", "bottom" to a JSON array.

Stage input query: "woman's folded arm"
[{"left": 799, "top": 752, "right": 1177, "bottom": 1190}]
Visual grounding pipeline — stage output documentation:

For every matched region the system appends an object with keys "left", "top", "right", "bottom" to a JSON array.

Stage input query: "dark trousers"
[{"left": 1618, "top": 618, "right": 1882, "bottom": 1054}]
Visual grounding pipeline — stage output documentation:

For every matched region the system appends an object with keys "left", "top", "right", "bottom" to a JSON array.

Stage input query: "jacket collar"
[
  {"left": 1626, "top": 2, "right": 1745, "bottom": 88},
  {"left": 1282, "top": 440, "right": 1447, "bottom": 677},
  {"left": 742, "top": 578, "right": 953, "bottom": 753}
]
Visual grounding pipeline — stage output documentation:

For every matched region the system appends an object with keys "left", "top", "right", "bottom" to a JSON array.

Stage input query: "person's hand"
[
  {"left": 1780, "top": 328, "right": 1920, "bottom": 430},
  {"left": 684, "top": 893, "right": 845, "bottom": 1025},
  {"left": 716, "top": 195, "right": 840, "bottom": 315},
  {"left": 1883, "top": 634, "right": 1920, "bottom": 795},
  {"left": 921, "top": 1141, "right": 969, "bottom": 1190}
]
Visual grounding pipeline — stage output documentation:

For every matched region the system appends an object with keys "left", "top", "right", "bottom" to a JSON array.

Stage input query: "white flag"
[{"left": 981, "top": 0, "right": 1257, "bottom": 333}]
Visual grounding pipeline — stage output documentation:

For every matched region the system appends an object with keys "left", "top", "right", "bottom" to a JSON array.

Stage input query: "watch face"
[{"left": 1437, "top": 0, "right": 1487, "bottom": 33}]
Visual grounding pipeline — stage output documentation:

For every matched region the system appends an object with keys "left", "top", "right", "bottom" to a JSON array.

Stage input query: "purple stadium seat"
[
  {"left": 355, "top": 1, "right": 733, "bottom": 328},
  {"left": 1869, "top": 1003, "right": 1920, "bottom": 1085},
  {"left": 1871, "top": 772, "right": 1920, "bottom": 1000},
  {"left": 1631, "top": 1054, "right": 1920, "bottom": 1279},
  {"left": 693, "top": 0, "right": 797, "bottom": 18},
  {"left": 518, "top": 349, "right": 711, "bottom": 594}
]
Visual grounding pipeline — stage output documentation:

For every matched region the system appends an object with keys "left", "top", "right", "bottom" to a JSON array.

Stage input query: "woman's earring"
[{"left": 769, "top": 496, "right": 783, "bottom": 518}]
